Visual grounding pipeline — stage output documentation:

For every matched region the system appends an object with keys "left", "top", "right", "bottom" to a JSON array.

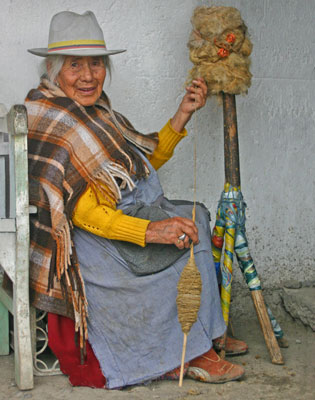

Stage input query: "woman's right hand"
[
  {"left": 145, "top": 217, "right": 199, "bottom": 249},
  {"left": 170, "top": 77, "right": 208, "bottom": 133}
]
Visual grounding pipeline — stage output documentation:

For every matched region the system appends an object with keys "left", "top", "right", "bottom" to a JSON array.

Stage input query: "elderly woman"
[{"left": 26, "top": 10, "right": 246, "bottom": 389}]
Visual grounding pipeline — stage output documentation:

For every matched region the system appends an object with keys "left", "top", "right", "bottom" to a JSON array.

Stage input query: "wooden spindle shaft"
[{"left": 179, "top": 333, "right": 187, "bottom": 387}]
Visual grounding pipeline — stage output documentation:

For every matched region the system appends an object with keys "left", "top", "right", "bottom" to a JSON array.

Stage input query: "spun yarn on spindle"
[
  {"left": 176, "top": 252, "right": 202, "bottom": 334},
  {"left": 187, "top": 6, "right": 253, "bottom": 96}
]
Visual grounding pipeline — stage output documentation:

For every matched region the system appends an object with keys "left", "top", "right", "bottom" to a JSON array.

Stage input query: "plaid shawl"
[{"left": 26, "top": 79, "right": 158, "bottom": 347}]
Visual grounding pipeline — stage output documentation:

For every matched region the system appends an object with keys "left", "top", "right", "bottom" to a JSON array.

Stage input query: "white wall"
[{"left": 1, "top": 0, "right": 314, "bottom": 289}]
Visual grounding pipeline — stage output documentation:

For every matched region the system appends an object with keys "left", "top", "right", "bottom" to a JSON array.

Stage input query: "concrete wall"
[{"left": 1, "top": 0, "right": 314, "bottom": 291}]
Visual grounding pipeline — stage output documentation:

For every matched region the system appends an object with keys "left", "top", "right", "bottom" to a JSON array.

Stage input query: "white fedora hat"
[{"left": 28, "top": 10, "right": 126, "bottom": 57}]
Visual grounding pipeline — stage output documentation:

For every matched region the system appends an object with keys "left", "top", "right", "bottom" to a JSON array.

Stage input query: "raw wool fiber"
[{"left": 187, "top": 6, "right": 253, "bottom": 96}]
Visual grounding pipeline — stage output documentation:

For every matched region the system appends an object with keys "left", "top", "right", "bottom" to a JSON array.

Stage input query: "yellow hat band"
[{"left": 48, "top": 39, "right": 106, "bottom": 53}]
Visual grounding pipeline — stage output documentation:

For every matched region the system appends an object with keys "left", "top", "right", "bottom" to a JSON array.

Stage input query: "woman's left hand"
[{"left": 171, "top": 77, "right": 208, "bottom": 133}]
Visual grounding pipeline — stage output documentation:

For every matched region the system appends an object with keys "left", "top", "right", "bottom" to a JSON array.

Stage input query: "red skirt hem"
[{"left": 48, "top": 313, "right": 106, "bottom": 388}]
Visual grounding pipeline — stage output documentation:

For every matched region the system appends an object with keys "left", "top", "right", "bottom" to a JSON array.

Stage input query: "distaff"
[
  {"left": 212, "top": 93, "right": 284, "bottom": 365},
  {"left": 187, "top": 5, "right": 284, "bottom": 365}
]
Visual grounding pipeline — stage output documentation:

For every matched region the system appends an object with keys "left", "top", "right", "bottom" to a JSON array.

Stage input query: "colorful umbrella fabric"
[{"left": 211, "top": 182, "right": 284, "bottom": 338}]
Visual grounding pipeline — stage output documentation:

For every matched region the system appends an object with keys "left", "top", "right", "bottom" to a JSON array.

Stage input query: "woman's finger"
[
  {"left": 192, "top": 78, "right": 208, "bottom": 97},
  {"left": 175, "top": 221, "right": 199, "bottom": 244},
  {"left": 145, "top": 217, "right": 199, "bottom": 246},
  {"left": 182, "top": 234, "right": 191, "bottom": 249},
  {"left": 174, "top": 232, "right": 191, "bottom": 249},
  {"left": 175, "top": 237, "right": 186, "bottom": 250},
  {"left": 186, "top": 84, "right": 207, "bottom": 104},
  {"left": 186, "top": 92, "right": 206, "bottom": 109}
]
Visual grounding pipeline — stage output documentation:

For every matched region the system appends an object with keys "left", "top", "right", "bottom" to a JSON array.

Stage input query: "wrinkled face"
[{"left": 57, "top": 56, "right": 106, "bottom": 106}]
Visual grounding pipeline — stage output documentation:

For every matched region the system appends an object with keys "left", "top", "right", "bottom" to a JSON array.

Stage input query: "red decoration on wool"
[
  {"left": 226, "top": 33, "right": 236, "bottom": 43},
  {"left": 217, "top": 48, "right": 229, "bottom": 58}
]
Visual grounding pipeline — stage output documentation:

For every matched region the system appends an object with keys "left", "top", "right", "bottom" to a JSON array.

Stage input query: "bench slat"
[{"left": 0, "top": 219, "right": 15, "bottom": 232}]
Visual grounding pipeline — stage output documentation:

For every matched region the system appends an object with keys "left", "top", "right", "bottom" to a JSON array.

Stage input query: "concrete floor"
[{"left": 0, "top": 316, "right": 314, "bottom": 400}]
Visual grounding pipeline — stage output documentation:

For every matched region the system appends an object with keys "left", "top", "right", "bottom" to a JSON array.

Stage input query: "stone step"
[{"left": 280, "top": 287, "right": 315, "bottom": 331}]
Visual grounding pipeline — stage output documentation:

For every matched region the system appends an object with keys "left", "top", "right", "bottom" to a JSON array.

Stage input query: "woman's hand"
[
  {"left": 170, "top": 77, "right": 208, "bottom": 133},
  {"left": 145, "top": 217, "right": 199, "bottom": 249}
]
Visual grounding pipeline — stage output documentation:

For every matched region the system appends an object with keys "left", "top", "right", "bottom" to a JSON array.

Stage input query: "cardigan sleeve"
[
  {"left": 72, "top": 120, "right": 187, "bottom": 244},
  {"left": 72, "top": 185, "right": 150, "bottom": 247},
  {"left": 147, "top": 119, "right": 187, "bottom": 170}
]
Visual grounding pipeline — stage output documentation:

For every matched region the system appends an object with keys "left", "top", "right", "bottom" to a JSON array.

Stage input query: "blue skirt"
[{"left": 73, "top": 200, "right": 226, "bottom": 389}]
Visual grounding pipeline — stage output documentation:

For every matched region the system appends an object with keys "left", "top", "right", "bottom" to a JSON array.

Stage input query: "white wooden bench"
[{"left": 0, "top": 104, "right": 60, "bottom": 391}]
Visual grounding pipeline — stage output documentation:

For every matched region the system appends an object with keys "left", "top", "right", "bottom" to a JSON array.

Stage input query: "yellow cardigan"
[{"left": 72, "top": 120, "right": 187, "bottom": 247}]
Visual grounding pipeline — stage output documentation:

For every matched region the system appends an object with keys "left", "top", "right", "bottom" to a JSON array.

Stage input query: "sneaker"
[
  {"left": 187, "top": 348, "right": 245, "bottom": 383},
  {"left": 213, "top": 336, "right": 248, "bottom": 356}
]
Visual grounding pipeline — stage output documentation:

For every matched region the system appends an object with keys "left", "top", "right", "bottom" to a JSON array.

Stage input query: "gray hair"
[{"left": 41, "top": 55, "right": 112, "bottom": 84}]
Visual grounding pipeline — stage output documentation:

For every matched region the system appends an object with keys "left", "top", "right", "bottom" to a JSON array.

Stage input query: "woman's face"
[{"left": 57, "top": 56, "right": 106, "bottom": 106}]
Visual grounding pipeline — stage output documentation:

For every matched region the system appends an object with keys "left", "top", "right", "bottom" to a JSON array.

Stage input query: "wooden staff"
[
  {"left": 223, "top": 93, "right": 240, "bottom": 188},
  {"left": 221, "top": 92, "right": 283, "bottom": 365}
]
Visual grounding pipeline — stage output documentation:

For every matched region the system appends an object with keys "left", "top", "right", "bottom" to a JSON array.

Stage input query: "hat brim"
[{"left": 28, "top": 48, "right": 126, "bottom": 57}]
